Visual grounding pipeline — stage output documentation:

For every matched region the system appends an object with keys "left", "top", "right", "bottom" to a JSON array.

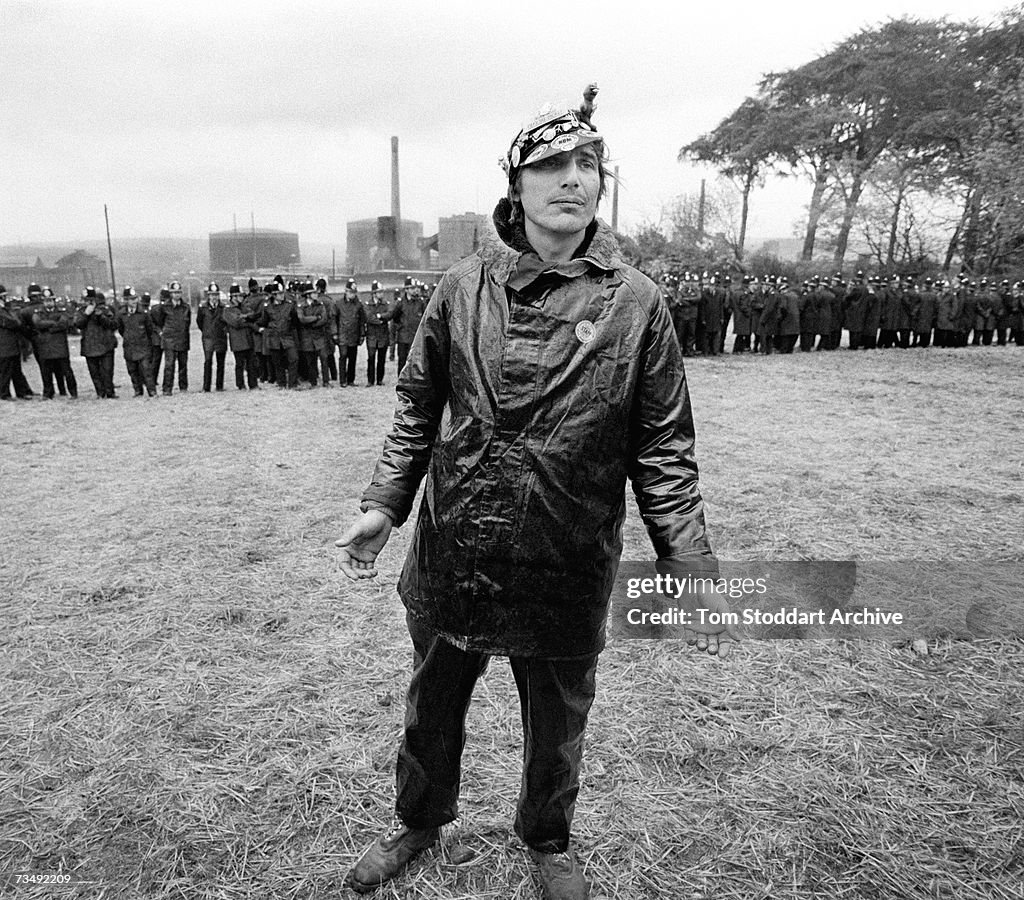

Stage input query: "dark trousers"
[
  {"left": 125, "top": 355, "right": 156, "bottom": 396},
  {"left": 913, "top": 329, "right": 932, "bottom": 348},
  {"left": 41, "top": 358, "right": 78, "bottom": 398},
  {"left": 396, "top": 615, "right": 598, "bottom": 853},
  {"left": 732, "top": 334, "right": 750, "bottom": 353},
  {"left": 303, "top": 349, "right": 330, "bottom": 385},
  {"left": 341, "top": 345, "right": 359, "bottom": 384},
  {"left": 326, "top": 345, "right": 339, "bottom": 381},
  {"left": 150, "top": 346, "right": 163, "bottom": 384},
  {"left": 677, "top": 319, "right": 697, "bottom": 356},
  {"left": 162, "top": 350, "right": 189, "bottom": 393},
  {"left": 799, "top": 332, "right": 816, "bottom": 352},
  {"left": 397, "top": 341, "right": 412, "bottom": 373},
  {"left": 774, "top": 333, "right": 798, "bottom": 354},
  {"left": 86, "top": 351, "right": 116, "bottom": 398},
  {"left": 367, "top": 346, "right": 387, "bottom": 385},
  {"left": 1, "top": 354, "right": 34, "bottom": 398},
  {"left": 701, "top": 328, "right": 721, "bottom": 356},
  {"left": 203, "top": 348, "right": 227, "bottom": 391},
  {"left": 270, "top": 346, "right": 299, "bottom": 388},
  {"left": 878, "top": 328, "right": 897, "bottom": 349},
  {"left": 233, "top": 349, "right": 259, "bottom": 389}
]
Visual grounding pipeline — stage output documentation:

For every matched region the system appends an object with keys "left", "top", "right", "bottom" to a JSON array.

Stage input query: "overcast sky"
[{"left": 1, "top": 0, "right": 1013, "bottom": 252}]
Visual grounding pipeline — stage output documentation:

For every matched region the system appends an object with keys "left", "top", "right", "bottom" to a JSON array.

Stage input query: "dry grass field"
[{"left": 2, "top": 339, "right": 1023, "bottom": 899}]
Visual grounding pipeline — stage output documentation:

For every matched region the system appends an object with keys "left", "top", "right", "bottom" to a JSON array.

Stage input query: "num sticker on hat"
[{"left": 551, "top": 133, "right": 579, "bottom": 152}]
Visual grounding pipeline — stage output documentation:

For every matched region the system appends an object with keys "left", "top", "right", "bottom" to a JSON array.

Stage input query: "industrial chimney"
[{"left": 391, "top": 136, "right": 401, "bottom": 223}]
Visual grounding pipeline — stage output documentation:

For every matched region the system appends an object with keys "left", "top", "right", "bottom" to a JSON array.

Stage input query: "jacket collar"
[{"left": 481, "top": 198, "right": 622, "bottom": 290}]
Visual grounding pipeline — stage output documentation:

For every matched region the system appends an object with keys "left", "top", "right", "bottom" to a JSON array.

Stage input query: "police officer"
[
  {"left": 260, "top": 281, "right": 300, "bottom": 389},
  {"left": 116, "top": 286, "right": 157, "bottom": 397},
  {"left": 296, "top": 280, "right": 332, "bottom": 387},
  {"left": 75, "top": 286, "right": 119, "bottom": 398},
  {"left": 197, "top": 282, "right": 229, "bottom": 391},
  {"left": 32, "top": 288, "right": 78, "bottom": 399},
  {"left": 316, "top": 278, "right": 340, "bottom": 382},
  {"left": 336, "top": 278, "right": 365, "bottom": 386},
  {"left": 912, "top": 278, "right": 937, "bottom": 348},
  {"left": 0, "top": 284, "right": 33, "bottom": 400},
  {"left": 362, "top": 280, "right": 393, "bottom": 386},
  {"left": 223, "top": 283, "right": 261, "bottom": 390},
  {"left": 392, "top": 279, "right": 428, "bottom": 373},
  {"left": 152, "top": 281, "right": 192, "bottom": 394}
]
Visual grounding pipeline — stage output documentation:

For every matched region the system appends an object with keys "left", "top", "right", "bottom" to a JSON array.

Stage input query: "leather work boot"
[
  {"left": 345, "top": 819, "right": 440, "bottom": 893},
  {"left": 528, "top": 847, "right": 590, "bottom": 900}
]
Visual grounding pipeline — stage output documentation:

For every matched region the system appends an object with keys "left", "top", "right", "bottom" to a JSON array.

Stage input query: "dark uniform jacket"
[
  {"left": 336, "top": 296, "right": 365, "bottom": 346},
  {"left": 152, "top": 302, "right": 191, "bottom": 351},
  {"left": 0, "top": 305, "right": 27, "bottom": 357},
  {"left": 296, "top": 299, "right": 330, "bottom": 352},
  {"left": 362, "top": 206, "right": 716, "bottom": 659},
  {"left": 318, "top": 293, "right": 339, "bottom": 343},
  {"left": 914, "top": 290, "right": 937, "bottom": 332},
  {"left": 75, "top": 304, "right": 119, "bottom": 356},
  {"left": 843, "top": 285, "right": 872, "bottom": 332},
  {"left": 958, "top": 291, "right": 977, "bottom": 333},
  {"left": 936, "top": 290, "right": 961, "bottom": 331},
  {"left": 815, "top": 288, "right": 836, "bottom": 335},
  {"left": 362, "top": 295, "right": 393, "bottom": 349},
  {"left": 223, "top": 303, "right": 258, "bottom": 352},
  {"left": 392, "top": 294, "right": 429, "bottom": 345},
  {"left": 32, "top": 308, "right": 74, "bottom": 359},
  {"left": 798, "top": 290, "right": 817, "bottom": 334},
  {"left": 260, "top": 299, "right": 298, "bottom": 350},
  {"left": 197, "top": 303, "right": 228, "bottom": 351},
  {"left": 116, "top": 307, "right": 154, "bottom": 360},
  {"left": 778, "top": 289, "right": 801, "bottom": 336},
  {"left": 975, "top": 292, "right": 999, "bottom": 331},
  {"left": 729, "top": 289, "right": 753, "bottom": 336}
]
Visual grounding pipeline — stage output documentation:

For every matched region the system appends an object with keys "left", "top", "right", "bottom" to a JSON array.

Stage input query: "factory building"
[
  {"left": 346, "top": 216, "right": 424, "bottom": 272},
  {"left": 209, "top": 228, "right": 300, "bottom": 272},
  {"left": 0, "top": 250, "right": 108, "bottom": 298},
  {"left": 436, "top": 212, "right": 492, "bottom": 270}
]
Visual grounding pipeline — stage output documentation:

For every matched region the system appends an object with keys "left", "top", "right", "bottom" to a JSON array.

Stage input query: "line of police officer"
[
  {"left": 661, "top": 270, "right": 1024, "bottom": 356},
  {"left": 0, "top": 275, "right": 431, "bottom": 400}
]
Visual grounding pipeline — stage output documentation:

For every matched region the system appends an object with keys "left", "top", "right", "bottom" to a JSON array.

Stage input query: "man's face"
[
  {"left": 171, "top": 291, "right": 183, "bottom": 305},
  {"left": 512, "top": 145, "right": 601, "bottom": 242}
]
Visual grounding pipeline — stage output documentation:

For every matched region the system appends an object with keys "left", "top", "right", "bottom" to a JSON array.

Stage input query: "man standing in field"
[
  {"left": 153, "top": 282, "right": 191, "bottom": 395},
  {"left": 116, "top": 286, "right": 157, "bottom": 398},
  {"left": 335, "top": 85, "right": 734, "bottom": 900},
  {"left": 336, "top": 278, "right": 365, "bottom": 387},
  {"left": 75, "top": 287, "right": 119, "bottom": 399}
]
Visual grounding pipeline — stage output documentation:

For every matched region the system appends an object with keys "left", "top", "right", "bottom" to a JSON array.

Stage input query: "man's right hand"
[{"left": 335, "top": 510, "right": 393, "bottom": 580}]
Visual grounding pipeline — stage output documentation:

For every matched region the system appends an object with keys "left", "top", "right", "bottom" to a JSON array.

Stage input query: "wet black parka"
[{"left": 361, "top": 206, "right": 716, "bottom": 658}]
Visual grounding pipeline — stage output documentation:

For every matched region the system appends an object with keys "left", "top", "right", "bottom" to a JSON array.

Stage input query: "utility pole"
[
  {"left": 251, "top": 211, "right": 257, "bottom": 270},
  {"left": 104, "top": 204, "right": 117, "bottom": 297},
  {"left": 233, "top": 214, "right": 240, "bottom": 274}
]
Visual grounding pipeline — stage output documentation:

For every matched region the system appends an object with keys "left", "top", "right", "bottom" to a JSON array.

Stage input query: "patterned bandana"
[{"left": 502, "top": 86, "right": 602, "bottom": 184}]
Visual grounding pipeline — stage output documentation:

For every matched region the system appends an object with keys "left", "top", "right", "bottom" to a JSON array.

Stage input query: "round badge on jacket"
[{"left": 575, "top": 320, "right": 596, "bottom": 343}]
